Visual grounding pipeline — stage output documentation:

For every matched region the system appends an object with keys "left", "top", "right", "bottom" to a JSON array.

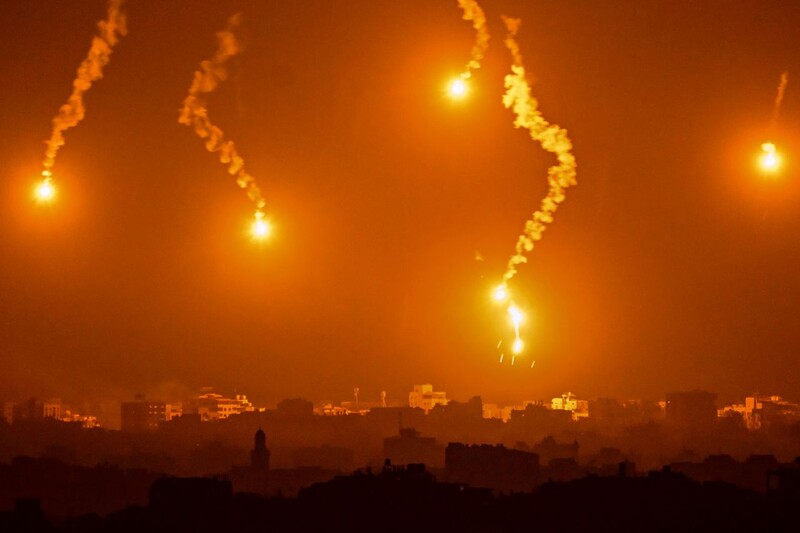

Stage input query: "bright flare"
[
  {"left": 449, "top": 78, "right": 468, "bottom": 98},
  {"left": 251, "top": 213, "right": 271, "bottom": 239},
  {"left": 512, "top": 338, "right": 523, "bottom": 354},
  {"left": 35, "top": 177, "right": 55, "bottom": 203},
  {"left": 493, "top": 284, "right": 509, "bottom": 303},
  {"left": 508, "top": 304, "right": 523, "bottom": 327},
  {"left": 760, "top": 142, "right": 781, "bottom": 172}
]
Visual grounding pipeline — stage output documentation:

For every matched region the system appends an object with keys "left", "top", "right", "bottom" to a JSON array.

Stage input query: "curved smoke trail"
[
  {"left": 456, "top": 0, "right": 490, "bottom": 80},
  {"left": 500, "top": 16, "right": 577, "bottom": 283},
  {"left": 41, "top": 0, "right": 127, "bottom": 178},
  {"left": 178, "top": 14, "right": 266, "bottom": 215}
]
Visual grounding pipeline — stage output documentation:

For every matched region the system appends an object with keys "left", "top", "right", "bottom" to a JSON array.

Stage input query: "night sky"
[{"left": 2, "top": 0, "right": 800, "bottom": 421}]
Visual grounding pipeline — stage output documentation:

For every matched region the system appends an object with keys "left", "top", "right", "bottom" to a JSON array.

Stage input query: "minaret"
[{"left": 250, "top": 428, "right": 270, "bottom": 470}]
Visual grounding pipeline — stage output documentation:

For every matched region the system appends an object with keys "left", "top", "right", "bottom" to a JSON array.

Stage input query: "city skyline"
[{"left": 2, "top": 0, "right": 800, "bottom": 412}]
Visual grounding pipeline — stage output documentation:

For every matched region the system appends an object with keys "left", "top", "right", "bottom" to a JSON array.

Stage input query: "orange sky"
[{"left": 2, "top": 1, "right": 800, "bottom": 415}]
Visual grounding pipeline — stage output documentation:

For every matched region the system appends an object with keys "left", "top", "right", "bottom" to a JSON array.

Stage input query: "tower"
[{"left": 250, "top": 428, "right": 270, "bottom": 470}]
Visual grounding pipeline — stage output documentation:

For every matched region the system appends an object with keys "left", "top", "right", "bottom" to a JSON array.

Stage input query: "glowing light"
[
  {"left": 512, "top": 338, "right": 523, "bottom": 354},
  {"left": 35, "top": 177, "right": 55, "bottom": 203},
  {"left": 449, "top": 78, "right": 468, "bottom": 98},
  {"left": 508, "top": 304, "right": 523, "bottom": 327},
  {"left": 251, "top": 213, "right": 271, "bottom": 239},
  {"left": 493, "top": 284, "right": 509, "bottom": 303},
  {"left": 759, "top": 142, "right": 781, "bottom": 172}
]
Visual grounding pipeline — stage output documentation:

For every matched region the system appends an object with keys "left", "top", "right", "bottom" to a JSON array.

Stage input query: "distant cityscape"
[
  {"left": 3, "top": 384, "right": 800, "bottom": 530},
  {"left": 4, "top": 384, "right": 800, "bottom": 432}
]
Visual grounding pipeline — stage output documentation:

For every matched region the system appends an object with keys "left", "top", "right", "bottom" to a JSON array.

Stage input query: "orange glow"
[
  {"left": 35, "top": 177, "right": 56, "bottom": 203},
  {"left": 251, "top": 213, "right": 271, "bottom": 239},
  {"left": 759, "top": 142, "right": 781, "bottom": 173},
  {"left": 448, "top": 78, "right": 468, "bottom": 99}
]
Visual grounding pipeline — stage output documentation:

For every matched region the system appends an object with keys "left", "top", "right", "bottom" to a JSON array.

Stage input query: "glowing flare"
[
  {"left": 251, "top": 213, "right": 271, "bottom": 239},
  {"left": 512, "top": 338, "right": 523, "bottom": 354},
  {"left": 760, "top": 142, "right": 781, "bottom": 172},
  {"left": 491, "top": 17, "right": 577, "bottom": 365},
  {"left": 35, "top": 178, "right": 56, "bottom": 202},
  {"left": 493, "top": 284, "right": 509, "bottom": 303},
  {"left": 449, "top": 78, "right": 468, "bottom": 98},
  {"left": 508, "top": 304, "right": 523, "bottom": 327}
]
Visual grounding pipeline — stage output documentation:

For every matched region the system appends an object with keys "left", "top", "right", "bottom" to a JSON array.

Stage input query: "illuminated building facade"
[{"left": 408, "top": 384, "right": 448, "bottom": 413}]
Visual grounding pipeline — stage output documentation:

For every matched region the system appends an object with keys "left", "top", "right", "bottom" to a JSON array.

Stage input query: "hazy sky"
[{"left": 2, "top": 0, "right": 800, "bottom": 414}]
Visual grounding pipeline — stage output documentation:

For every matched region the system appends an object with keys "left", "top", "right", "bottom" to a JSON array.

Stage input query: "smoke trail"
[
  {"left": 178, "top": 14, "right": 266, "bottom": 215},
  {"left": 456, "top": 0, "right": 490, "bottom": 80},
  {"left": 41, "top": 0, "right": 127, "bottom": 177},
  {"left": 771, "top": 72, "right": 789, "bottom": 131},
  {"left": 500, "top": 16, "right": 577, "bottom": 282}
]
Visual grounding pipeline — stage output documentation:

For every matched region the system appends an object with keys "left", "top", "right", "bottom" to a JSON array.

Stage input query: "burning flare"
[
  {"left": 494, "top": 17, "right": 577, "bottom": 364},
  {"left": 179, "top": 14, "right": 269, "bottom": 234},
  {"left": 39, "top": 0, "right": 126, "bottom": 195},
  {"left": 449, "top": 0, "right": 489, "bottom": 98},
  {"left": 35, "top": 175, "right": 56, "bottom": 203},
  {"left": 760, "top": 142, "right": 781, "bottom": 172}
]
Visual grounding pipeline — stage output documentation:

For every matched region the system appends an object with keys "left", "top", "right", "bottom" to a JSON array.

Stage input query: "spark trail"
[
  {"left": 449, "top": 0, "right": 489, "bottom": 98},
  {"left": 179, "top": 14, "right": 268, "bottom": 237},
  {"left": 493, "top": 16, "right": 577, "bottom": 363},
  {"left": 38, "top": 0, "right": 127, "bottom": 199}
]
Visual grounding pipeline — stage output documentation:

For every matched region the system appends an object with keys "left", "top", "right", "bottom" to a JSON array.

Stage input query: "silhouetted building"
[
  {"left": 121, "top": 398, "right": 166, "bottom": 432},
  {"left": 276, "top": 398, "right": 314, "bottom": 418},
  {"left": 383, "top": 427, "right": 444, "bottom": 468},
  {"left": 665, "top": 390, "right": 717, "bottom": 429},
  {"left": 292, "top": 445, "right": 354, "bottom": 470},
  {"left": 445, "top": 442, "right": 540, "bottom": 491},
  {"left": 251, "top": 428, "right": 270, "bottom": 470}
]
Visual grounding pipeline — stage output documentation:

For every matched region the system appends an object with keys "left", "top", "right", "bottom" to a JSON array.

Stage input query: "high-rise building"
[{"left": 121, "top": 399, "right": 166, "bottom": 432}]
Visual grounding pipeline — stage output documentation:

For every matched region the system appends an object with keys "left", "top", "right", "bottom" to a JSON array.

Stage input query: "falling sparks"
[
  {"left": 493, "top": 17, "right": 577, "bottom": 365},
  {"left": 179, "top": 13, "right": 269, "bottom": 236},
  {"left": 449, "top": 0, "right": 489, "bottom": 99},
  {"left": 38, "top": 0, "right": 126, "bottom": 200}
]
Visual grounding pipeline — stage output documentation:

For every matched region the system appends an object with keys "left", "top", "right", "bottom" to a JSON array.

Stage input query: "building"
[
  {"left": 551, "top": 392, "right": 589, "bottom": 421},
  {"left": 121, "top": 399, "right": 166, "bottom": 432},
  {"left": 665, "top": 390, "right": 717, "bottom": 429},
  {"left": 182, "top": 390, "right": 255, "bottom": 421},
  {"left": 446, "top": 443, "right": 540, "bottom": 492},
  {"left": 383, "top": 428, "right": 444, "bottom": 468},
  {"left": 251, "top": 428, "right": 270, "bottom": 471},
  {"left": 408, "top": 384, "right": 448, "bottom": 413}
]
